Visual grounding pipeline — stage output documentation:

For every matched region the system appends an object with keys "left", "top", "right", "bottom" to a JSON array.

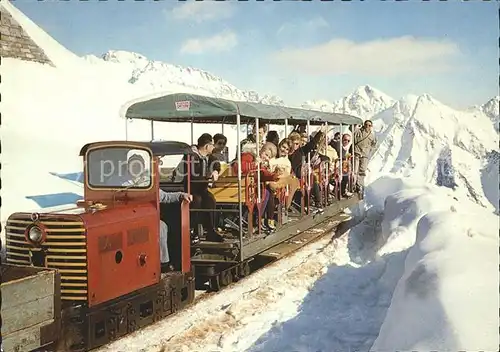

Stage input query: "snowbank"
[{"left": 370, "top": 179, "right": 499, "bottom": 351}]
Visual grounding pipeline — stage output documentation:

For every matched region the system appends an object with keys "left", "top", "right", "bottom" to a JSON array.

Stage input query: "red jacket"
[{"left": 232, "top": 152, "right": 276, "bottom": 181}]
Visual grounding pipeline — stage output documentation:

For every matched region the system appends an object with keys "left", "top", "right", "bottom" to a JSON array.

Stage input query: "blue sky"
[{"left": 13, "top": 0, "right": 499, "bottom": 108}]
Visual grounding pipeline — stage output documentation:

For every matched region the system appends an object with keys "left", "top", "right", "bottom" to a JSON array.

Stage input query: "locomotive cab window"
[{"left": 87, "top": 147, "right": 153, "bottom": 189}]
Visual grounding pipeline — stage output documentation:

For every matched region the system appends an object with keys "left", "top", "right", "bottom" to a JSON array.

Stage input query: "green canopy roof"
[{"left": 124, "top": 92, "right": 362, "bottom": 126}]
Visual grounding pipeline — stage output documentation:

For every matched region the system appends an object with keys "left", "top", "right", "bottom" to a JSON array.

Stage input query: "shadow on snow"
[
  {"left": 247, "top": 208, "right": 409, "bottom": 352},
  {"left": 49, "top": 171, "right": 84, "bottom": 184},
  {"left": 23, "top": 171, "right": 84, "bottom": 208},
  {"left": 25, "top": 192, "right": 83, "bottom": 208}
]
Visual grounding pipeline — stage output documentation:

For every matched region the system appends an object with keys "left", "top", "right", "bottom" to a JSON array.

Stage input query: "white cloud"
[
  {"left": 277, "top": 16, "right": 330, "bottom": 36},
  {"left": 271, "top": 36, "right": 461, "bottom": 76},
  {"left": 180, "top": 30, "right": 238, "bottom": 54},
  {"left": 170, "top": 1, "right": 235, "bottom": 23}
]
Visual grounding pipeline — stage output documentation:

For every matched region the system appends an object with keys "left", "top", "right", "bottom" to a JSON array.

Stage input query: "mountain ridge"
[
  {"left": 83, "top": 50, "right": 285, "bottom": 106},
  {"left": 86, "top": 50, "right": 499, "bottom": 125}
]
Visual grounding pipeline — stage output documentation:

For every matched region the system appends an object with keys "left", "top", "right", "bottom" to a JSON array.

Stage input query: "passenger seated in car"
[
  {"left": 209, "top": 133, "right": 228, "bottom": 177},
  {"left": 237, "top": 123, "right": 268, "bottom": 159},
  {"left": 241, "top": 140, "right": 258, "bottom": 156},
  {"left": 269, "top": 138, "right": 292, "bottom": 175},
  {"left": 332, "top": 133, "right": 354, "bottom": 197},
  {"left": 211, "top": 133, "right": 228, "bottom": 163},
  {"left": 287, "top": 132, "right": 302, "bottom": 156},
  {"left": 266, "top": 130, "right": 280, "bottom": 149},
  {"left": 189, "top": 133, "right": 224, "bottom": 242},
  {"left": 122, "top": 154, "right": 193, "bottom": 272},
  {"left": 300, "top": 132, "right": 309, "bottom": 147},
  {"left": 330, "top": 132, "right": 341, "bottom": 148},
  {"left": 289, "top": 131, "right": 325, "bottom": 208},
  {"left": 315, "top": 130, "right": 339, "bottom": 174},
  {"left": 232, "top": 142, "right": 279, "bottom": 231},
  {"left": 309, "top": 131, "right": 333, "bottom": 208},
  {"left": 268, "top": 138, "right": 300, "bottom": 210}
]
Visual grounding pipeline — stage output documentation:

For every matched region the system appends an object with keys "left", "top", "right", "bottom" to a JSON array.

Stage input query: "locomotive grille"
[{"left": 5, "top": 214, "right": 88, "bottom": 303}]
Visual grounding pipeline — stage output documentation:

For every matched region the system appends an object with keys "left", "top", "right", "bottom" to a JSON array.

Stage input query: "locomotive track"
[{"left": 95, "top": 207, "right": 355, "bottom": 352}]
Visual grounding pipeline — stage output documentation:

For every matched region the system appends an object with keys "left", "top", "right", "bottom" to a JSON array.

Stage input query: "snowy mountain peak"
[
  {"left": 88, "top": 50, "right": 285, "bottom": 105},
  {"left": 467, "top": 95, "right": 499, "bottom": 132},
  {"left": 353, "top": 85, "right": 393, "bottom": 102},
  {"left": 481, "top": 96, "right": 499, "bottom": 120},
  {"left": 101, "top": 50, "right": 149, "bottom": 65},
  {"left": 343, "top": 85, "right": 396, "bottom": 118},
  {"left": 301, "top": 85, "right": 395, "bottom": 120}
]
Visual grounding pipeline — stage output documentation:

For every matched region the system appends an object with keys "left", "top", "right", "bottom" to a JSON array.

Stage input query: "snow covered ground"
[{"left": 2, "top": 1, "right": 499, "bottom": 351}]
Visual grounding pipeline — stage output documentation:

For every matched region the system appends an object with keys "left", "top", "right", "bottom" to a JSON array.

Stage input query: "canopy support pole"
[
  {"left": 284, "top": 118, "right": 290, "bottom": 210},
  {"left": 338, "top": 123, "right": 343, "bottom": 200},
  {"left": 236, "top": 112, "right": 243, "bottom": 263},
  {"left": 190, "top": 118, "right": 194, "bottom": 145},
  {"left": 306, "top": 120, "right": 311, "bottom": 214},
  {"left": 255, "top": 117, "right": 261, "bottom": 235},
  {"left": 351, "top": 124, "right": 355, "bottom": 193},
  {"left": 125, "top": 118, "right": 129, "bottom": 141},
  {"left": 256, "top": 117, "right": 261, "bottom": 204},
  {"left": 325, "top": 122, "right": 329, "bottom": 205},
  {"left": 150, "top": 120, "right": 154, "bottom": 141}
]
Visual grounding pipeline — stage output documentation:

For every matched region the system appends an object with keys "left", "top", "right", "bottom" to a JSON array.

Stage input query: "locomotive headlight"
[{"left": 26, "top": 225, "right": 44, "bottom": 245}]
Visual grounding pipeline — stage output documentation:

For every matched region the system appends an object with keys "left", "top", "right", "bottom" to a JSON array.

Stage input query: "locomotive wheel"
[
  {"left": 209, "top": 276, "right": 221, "bottom": 291},
  {"left": 220, "top": 270, "right": 232, "bottom": 286},
  {"left": 240, "top": 262, "right": 251, "bottom": 277},
  {"left": 231, "top": 267, "right": 240, "bottom": 282}
]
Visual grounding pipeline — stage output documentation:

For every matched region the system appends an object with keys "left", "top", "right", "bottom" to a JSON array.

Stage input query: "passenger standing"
[
  {"left": 188, "top": 133, "right": 224, "bottom": 242},
  {"left": 353, "top": 120, "right": 377, "bottom": 196}
]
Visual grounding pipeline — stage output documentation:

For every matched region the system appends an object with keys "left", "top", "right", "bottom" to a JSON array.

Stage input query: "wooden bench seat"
[{"left": 209, "top": 176, "right": 247, "bottom": 203}]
